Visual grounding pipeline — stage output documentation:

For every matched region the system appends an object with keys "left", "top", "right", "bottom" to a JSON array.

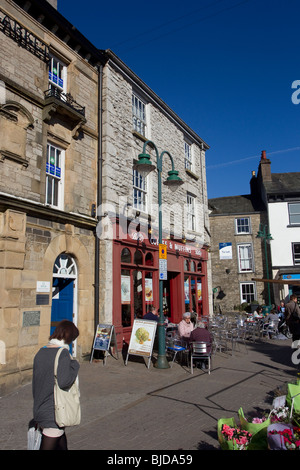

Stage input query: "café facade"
[{"left": 111, "top": 217, "right": 209, "bottom": 348}]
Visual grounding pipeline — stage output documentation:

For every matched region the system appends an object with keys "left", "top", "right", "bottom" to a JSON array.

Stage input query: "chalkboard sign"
[
  {"left": 125, "top": 319, "right": 157, "bottom": 369},
  {"left": 90, "top": 324, "right": 118, "bottom": 365}
]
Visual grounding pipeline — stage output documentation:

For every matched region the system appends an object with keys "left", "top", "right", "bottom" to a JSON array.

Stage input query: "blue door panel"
[{"left": 51, "top": 278, "right": 74, "bottom": 337}]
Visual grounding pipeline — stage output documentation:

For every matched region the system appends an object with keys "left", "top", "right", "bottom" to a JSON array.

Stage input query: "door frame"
[{"left": 51, "top": 254, "right": 78, "bottom": 356}]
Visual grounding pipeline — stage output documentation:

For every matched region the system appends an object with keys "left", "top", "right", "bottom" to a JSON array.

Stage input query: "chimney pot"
[{"left": 261, "top": 150, "right": 267, "bottom": 160}]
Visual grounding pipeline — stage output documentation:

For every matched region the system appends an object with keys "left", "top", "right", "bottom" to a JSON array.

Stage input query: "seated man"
[
  {"left": 143, "top": 306, "right": 159, "bottom": 322},
  {"left": 177, "top": 312, "right": 194, "bottom": 342},
  {"left": 189, "top": 321, "right": 213, "bottom": 369}
]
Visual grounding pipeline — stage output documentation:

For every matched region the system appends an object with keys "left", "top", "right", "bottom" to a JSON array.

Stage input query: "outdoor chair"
[
  {"left": 166, "top": 337, "right": 188, "bottom": 367},
  {"left": 261, "top": 320, "right": 279, "bottom": 339},
  {"left": 228, "top": 327, "right": 247, "bottom": 354},
  {"left": 190, "top": 341, "right": 211, "bottom": 374}
]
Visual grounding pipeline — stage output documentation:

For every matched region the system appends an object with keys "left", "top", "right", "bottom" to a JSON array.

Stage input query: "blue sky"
[{"left": 58, "top": 0, "right": 300, "bottom": 199}]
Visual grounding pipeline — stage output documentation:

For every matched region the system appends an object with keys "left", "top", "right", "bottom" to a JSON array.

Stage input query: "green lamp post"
[
  {"left": 257, "top": 223, "right": 273, "bottom": 307},
  {"left": 133, "top": 140, "right": 184, "bottom": 369}
]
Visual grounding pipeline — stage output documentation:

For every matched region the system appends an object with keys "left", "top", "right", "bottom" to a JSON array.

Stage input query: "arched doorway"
[{"left": 51, "top": 253, "right": 78, "bottom": 355}]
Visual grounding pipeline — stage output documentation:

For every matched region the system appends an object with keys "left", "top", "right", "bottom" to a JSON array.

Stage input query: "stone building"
[
  {"left": 209, "top": 186, "right": 267, "bottom": 313},
  {"left": 0, "top": 0, "right": 211, "bottom": 392},
  {"left": 209, "top": 151, "right": 300, "bottom": 313}
]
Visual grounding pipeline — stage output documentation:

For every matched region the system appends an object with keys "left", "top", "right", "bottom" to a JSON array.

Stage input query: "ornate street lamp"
[
  {"left": 257, "top": 223, "right": 273, "bottom": 306},
  {"left": 134, "top": 140, "right": 184, "bottom": 369}
]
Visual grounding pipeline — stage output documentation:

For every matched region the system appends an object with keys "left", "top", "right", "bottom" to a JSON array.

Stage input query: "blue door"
[{"left": 51, "top": 278, "right": 74, "bottom": 351}]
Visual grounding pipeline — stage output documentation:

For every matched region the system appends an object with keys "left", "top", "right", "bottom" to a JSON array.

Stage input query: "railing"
[
  {"left": 44, "top": 88, "right": 86, "bottom": 117},
  {"left": 0, "top": 9, "right": 49, "bottom": 63}
]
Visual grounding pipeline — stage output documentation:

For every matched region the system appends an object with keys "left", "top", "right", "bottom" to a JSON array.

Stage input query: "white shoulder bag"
[{"left": 54, "top": 348, "right": 81, "bottom": 427}]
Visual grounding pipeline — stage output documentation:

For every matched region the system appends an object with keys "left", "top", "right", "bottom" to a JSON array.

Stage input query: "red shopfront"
[{"left": 112, "top": 230, "right": 209, "bottom": 350}]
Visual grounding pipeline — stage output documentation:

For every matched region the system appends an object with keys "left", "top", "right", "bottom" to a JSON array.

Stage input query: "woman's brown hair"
[{"left": 49, "top": 320, "right": 79, "bottom": 344}]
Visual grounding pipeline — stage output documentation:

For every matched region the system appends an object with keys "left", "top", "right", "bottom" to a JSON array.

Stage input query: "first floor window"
[
  {"left": 235, "top": 217, "right": 251, "bottom": 234},
  {"left": 133, "top": 169, "right": 147, "bottom": 211},
  {"left": 289, "top": 203, "right": 300, "bottom": 225},
  {"left": 238, "top": 243, "right": 253, "bottom": 272},
  {"left": 46, "top": 143, "right": 64, "bottom": 209},
  {"left": 293, "top": 243, "right": 300, "bottom": 265},
  {"left": 187, "top": 193, "right": 196, "bottom": 231},
  {"left": 240, "top": 282, "right": 256, "bottom": 303},
  {"left": 49, "top": 55, "right": 67, "bottom": 93}
]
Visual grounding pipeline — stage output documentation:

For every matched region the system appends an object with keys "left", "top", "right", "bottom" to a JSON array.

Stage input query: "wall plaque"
[{"left": 23, "top": 311, "right": 40, "bottom": 327}]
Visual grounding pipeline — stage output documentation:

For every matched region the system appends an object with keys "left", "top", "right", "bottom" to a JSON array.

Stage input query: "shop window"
[
  {"left": 145, "top": 252, "right": 154, "bottom": 266},
  {"left": 134, "top": 249, "right": 143, "bottom": 265},
  {"left": 134, "top": 270, "right": 143, "bottom": 320},
  {"left": 121, "top": 269, "right": 131, "bottom": 327},
  {"left": 121, "top": 248, "right": 131, "bottom": 263},
  {"left": 120, "top": 248, "right": 156, "bottom": 326},
  {"left": 184, "top": 259, "right": 203, "bottom": 317}
]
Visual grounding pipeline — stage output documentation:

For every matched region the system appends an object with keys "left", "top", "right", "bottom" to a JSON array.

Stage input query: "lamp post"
[
  {"left": 133, "top": 140, "right": 184, "bottom": 369},
  {"left": 257, "top": 223, "right": 273, "bottom": 306}
]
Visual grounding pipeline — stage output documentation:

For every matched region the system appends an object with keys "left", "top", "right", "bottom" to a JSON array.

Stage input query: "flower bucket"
[
  {"left": 217, "top": 417, "right": 237, "bottom": 450},
  {"left": 286, "top": 383, "right": 300, "bottom": 415},
  {"left": 267, "top": 423, "right": 294, "bottom": 450},
  {"left": 238, "top": 407, "right": 270, "bottom": 435}
]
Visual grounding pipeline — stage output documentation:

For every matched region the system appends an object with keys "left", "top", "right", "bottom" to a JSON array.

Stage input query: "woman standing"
[{"left": 32, "top": 320, "right": 80, "bottom": 450}]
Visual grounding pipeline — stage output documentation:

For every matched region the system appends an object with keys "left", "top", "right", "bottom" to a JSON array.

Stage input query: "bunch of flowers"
[
  {"left": 251, "top": 417, "right": 267, "bottom": 424},
  {"left": 269, "top": 426, "right": 300, "bottom": 450},
  {"left": 270, "top": 406, "right": 290, "bottom": 423},
  {"left": 221, "top": 424, "right": 252, "bottom": 450}
]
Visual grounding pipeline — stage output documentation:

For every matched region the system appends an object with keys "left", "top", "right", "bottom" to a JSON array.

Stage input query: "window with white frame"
[
  {"left": 49, "top": 55, "right": 67, "bottom": 93},
  {"left": 289, "top": 203, "right": 300, "bottom": 225},
  {"left": 235, "top": 217, "right": 251, "bottom": 234},
  {"left": 240, "top": 282, "right": 256, "bottom": 303},
  {"left": 184, "top": 141, "right": 192, "bottom": 171},
  {"left": 237, "top": 243, "right": 253, "bottom": 272},
  {"left": 187, "top": 193, "right": 196, "bottom": 231},
  {"left": 132, "top": 93, "right": 146, "bottom": 136},
  {"left": 293, "top": 243, "right": 300, "bottom": 265},
  {"left": 133, "top": 169, "right": 147, "bottom": 212},
  {"left": 46, "top": 143, "right": 64, "bottom": 209}
]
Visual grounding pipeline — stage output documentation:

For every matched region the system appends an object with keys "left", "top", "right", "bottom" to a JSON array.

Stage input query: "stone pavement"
[{"left": 0, "top": 336, "right": 298, "bottom": 452}]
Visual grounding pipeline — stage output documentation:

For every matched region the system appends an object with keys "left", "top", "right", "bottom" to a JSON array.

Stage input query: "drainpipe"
[{"left": 94, "top": 63, "right": 103, "bottom": 331}]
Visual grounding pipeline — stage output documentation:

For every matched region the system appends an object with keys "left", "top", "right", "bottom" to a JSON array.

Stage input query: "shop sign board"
[
  {"left": 125, "top": 319, "right": 157, "bottom": 368},
  {"left": 90, "top": 324, "right": 119, "bottom": 364}
]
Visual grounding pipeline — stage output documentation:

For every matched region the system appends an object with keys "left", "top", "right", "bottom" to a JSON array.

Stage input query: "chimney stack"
[{"left": 258, "top": 149, "right": 272, "bottom": 181}]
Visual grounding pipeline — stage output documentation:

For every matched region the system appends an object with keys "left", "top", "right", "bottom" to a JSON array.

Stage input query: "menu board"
[{"left": 125, "top": 319, "right": 157, "bottom": 368}]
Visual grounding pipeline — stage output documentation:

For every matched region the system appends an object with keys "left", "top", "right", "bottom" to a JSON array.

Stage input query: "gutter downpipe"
[{"left": 95, "top": 63, "right": 103, "bottom": 332}]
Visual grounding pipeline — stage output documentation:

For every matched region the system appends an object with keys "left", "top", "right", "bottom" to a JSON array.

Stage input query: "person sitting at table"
[
  {"left": 143, "top": 306, "right": 159, "bottom": 322},
  {"left": 189, "top": 321, "right": 213, "bottom": 369},
  {"left": 253, "top": 306, "right": 263, "bottom": 318},
  {"left": 177, "top": 312, "right": 194, "bottom": 342}
]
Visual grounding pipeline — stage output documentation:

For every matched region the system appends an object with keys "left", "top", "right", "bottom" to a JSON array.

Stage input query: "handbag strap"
[{"left": 54, "top": 347, "right": 64, "bottom": 378}]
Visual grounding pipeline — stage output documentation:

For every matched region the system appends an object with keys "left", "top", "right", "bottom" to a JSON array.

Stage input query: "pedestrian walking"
[{"left": 32, "top": 320, "right": 80, "bottom": 450}]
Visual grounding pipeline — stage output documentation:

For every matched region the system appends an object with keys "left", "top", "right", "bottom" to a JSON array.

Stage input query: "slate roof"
[
  {"left": 208, "top": 194, "right": 265, "bottom": 215},
  {"left": 264, "top": 172, "right": 300, "bottom": 196}
]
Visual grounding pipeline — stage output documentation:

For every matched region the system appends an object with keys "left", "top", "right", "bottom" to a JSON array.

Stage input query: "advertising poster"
[
  {"left": 121, "top": 275, "right": 131, "bottom": 303},
  {"left": 93, "top": 324, "right": 112, "bottom": 351},
  {"left": 145, "top": 278, "right": 153, "bottom": 302},
  {"left": 127, "top": 319, "right": 157, "bottom": 364}
]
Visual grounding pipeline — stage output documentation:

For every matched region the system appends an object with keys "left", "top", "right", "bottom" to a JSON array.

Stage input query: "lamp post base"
[{"left": 155, "top": 354, "right": 170, "bottom": 369}]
